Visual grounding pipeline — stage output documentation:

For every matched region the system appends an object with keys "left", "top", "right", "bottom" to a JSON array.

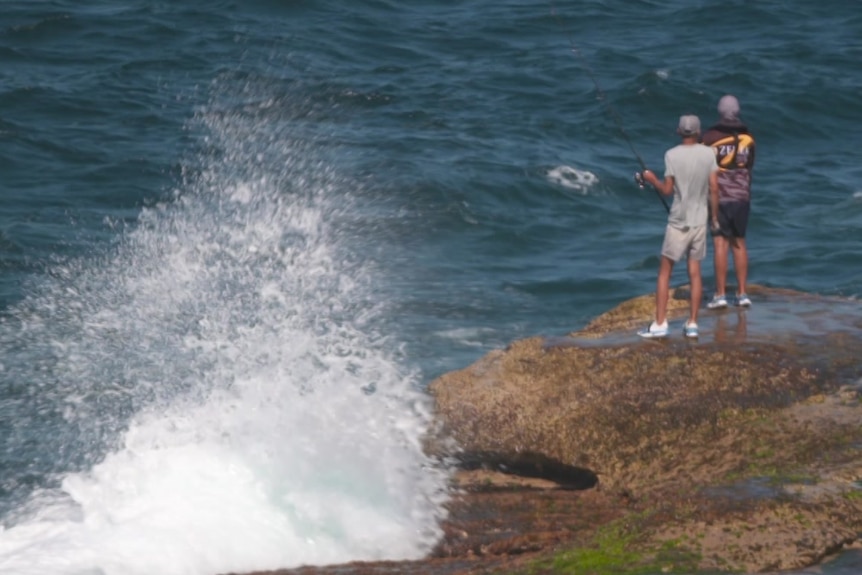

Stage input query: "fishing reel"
[{"left": 633, "top": 171, "right": 645, "bottom": 189}]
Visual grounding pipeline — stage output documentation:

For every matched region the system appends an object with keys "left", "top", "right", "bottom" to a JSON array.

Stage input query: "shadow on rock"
[{"left": 453, "top": 450, "right": 598, "bottom": 490}]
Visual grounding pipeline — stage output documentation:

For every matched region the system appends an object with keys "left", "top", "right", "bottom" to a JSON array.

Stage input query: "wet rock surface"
[{"left": 236, "top": 287, "right": 862, "bottom": 575}]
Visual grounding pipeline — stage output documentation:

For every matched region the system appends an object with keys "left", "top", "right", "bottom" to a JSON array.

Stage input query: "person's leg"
[
  {"left": 712, "top": 234, "right": 729, "bottom": 296},
  {"left": 655, "top": 255, "right": 674, "bottom": 325},
  {"left": 727, "top": 201, "right": 751, "bottom": 301},
  {"left": 687, "top": 256, "right": 702, "bottom": 325},
  {"left": 731, "top": 237, "right": 748, "bottom": 296}
]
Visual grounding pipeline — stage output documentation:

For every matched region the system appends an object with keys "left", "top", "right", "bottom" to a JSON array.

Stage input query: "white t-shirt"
[{"left": 663, "top": 143, "right": 718, "bottom": 229}]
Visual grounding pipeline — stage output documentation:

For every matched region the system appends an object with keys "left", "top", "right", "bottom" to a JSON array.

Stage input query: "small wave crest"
[{"left": 546, "top": 166, "right": 599, "bottom": 194}]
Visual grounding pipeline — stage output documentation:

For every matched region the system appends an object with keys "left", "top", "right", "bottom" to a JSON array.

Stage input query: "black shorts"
[{"left": 713, "top": 201, "right": 750, "bottom": 238}]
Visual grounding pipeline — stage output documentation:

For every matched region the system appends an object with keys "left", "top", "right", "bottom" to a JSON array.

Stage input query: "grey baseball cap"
[
  {"left": 677, "top": 114, "right": 701, "bottom": 136},
  {"left": 718, "top": 95, "right": 740, "bottom": 120}
]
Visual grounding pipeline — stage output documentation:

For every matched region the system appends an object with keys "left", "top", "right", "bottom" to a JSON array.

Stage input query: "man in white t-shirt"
[{"left": 637, "top": 115, "right": 720, "bottom": 339}]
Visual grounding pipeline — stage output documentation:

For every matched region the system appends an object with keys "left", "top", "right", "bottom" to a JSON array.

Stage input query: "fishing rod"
[{"left": 548, "top": 3, "right": 670, "bottom": 213}]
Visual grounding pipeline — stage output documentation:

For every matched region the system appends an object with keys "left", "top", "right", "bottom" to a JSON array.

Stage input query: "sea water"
[{"left": 1, "top": 1, "right": 861, "bottom": 573}]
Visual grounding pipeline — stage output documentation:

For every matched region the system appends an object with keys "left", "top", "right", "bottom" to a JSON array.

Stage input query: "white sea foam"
[
  {"left": 434, "top": 327, "right": 498, "bottom": 347},
  {"left": 547, "top": 165, "right": 599, "bottom": 194},
  {"left": 0, "top": 88, "right": 450, "bottom": 575}
]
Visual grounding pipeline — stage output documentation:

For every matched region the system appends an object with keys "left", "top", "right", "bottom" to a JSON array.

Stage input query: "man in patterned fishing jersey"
[{"left": 702, "top": 95, "right": 756, "bottom": 309}]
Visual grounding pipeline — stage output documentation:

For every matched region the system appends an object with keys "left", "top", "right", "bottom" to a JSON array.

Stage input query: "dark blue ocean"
[{"left": 1, "top": 2, "right": 861, "bottom": 573}]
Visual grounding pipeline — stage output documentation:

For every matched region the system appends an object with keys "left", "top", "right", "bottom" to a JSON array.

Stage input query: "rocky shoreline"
[{"left": 235, "top": 286, "right": 862, "bottom": 575}]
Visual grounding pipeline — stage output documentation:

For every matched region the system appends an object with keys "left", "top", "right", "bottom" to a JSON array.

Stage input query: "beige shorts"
[{"left": 661, "top": 224, "right": 706, "bottom": 262}]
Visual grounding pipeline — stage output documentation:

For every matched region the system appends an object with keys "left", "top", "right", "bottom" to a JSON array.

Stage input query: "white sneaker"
[
  {"left": 683, "top": 321, "right": 699, "bottom": 338},
  {"left": 707, "top": 294, "right": 728, "bottom": 309},
  {"left": 638, "top": 320, "right": 669, "bottom": 338}
]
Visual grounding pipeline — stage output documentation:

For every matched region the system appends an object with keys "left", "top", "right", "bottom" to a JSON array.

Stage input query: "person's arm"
[
  {"left": 642, "top": 169, "right": 674, "bottom": 196},
  {"left": 709, "top": 169, "right": 720, "bottom": 231}
]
